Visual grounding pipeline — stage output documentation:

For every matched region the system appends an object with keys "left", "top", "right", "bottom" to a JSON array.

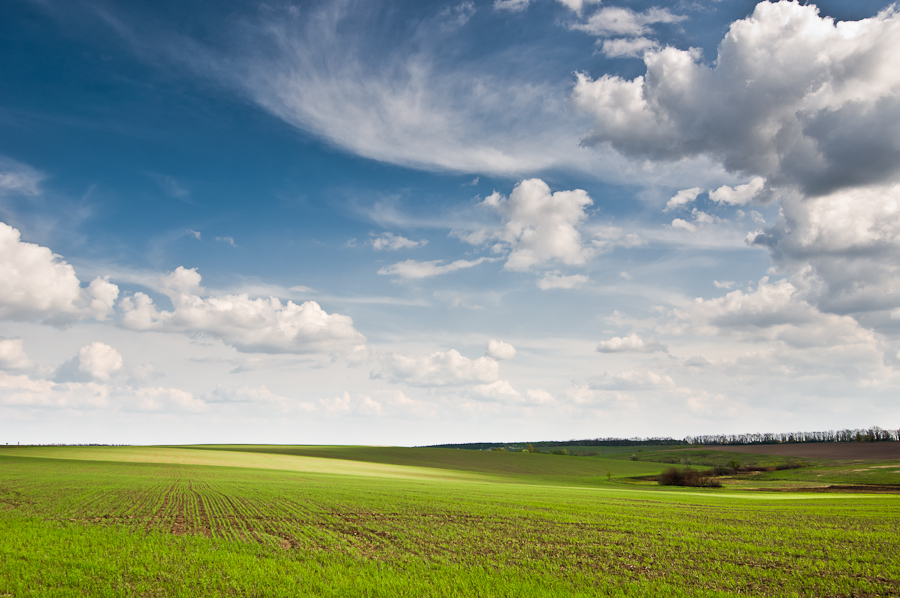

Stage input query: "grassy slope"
[
  {"left": 0, "top": 445, "right": 671, "bottom": 487},
  {"left": 1, "top": 449, "right": 898, "bottom": 597}
]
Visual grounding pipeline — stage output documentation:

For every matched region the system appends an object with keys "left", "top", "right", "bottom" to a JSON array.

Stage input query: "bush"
[
  {"left": 658, "top": 467, "right": 722, "bottom": 488},
  {"left": 550, "top": 448, "right": 568, "bottom": 456},
  {"left": 776, "top": 460, "right": 808, "bottom": 470}
]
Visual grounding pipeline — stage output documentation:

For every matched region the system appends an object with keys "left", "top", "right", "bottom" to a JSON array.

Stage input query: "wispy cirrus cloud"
[{"left": 377, "top": 257, "right": 490, "bottom": 279}]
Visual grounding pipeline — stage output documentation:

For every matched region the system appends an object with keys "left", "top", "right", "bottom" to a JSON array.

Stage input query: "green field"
[{"left": 1, "top": 445, "right": 898, "bottom": 597}]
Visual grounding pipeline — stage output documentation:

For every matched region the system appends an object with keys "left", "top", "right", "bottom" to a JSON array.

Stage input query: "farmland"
[{"left": 1, "top": 445, "right": 899, "bottom": 597}]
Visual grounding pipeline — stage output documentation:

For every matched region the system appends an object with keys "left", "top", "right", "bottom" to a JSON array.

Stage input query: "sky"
[{"left": 1, "top": 0, "right": 899, "bottom": 445}]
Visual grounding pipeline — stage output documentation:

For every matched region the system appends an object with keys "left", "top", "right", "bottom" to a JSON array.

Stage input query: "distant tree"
[{"left": 525, "top": 444, "right": 535, "bottom": 453}]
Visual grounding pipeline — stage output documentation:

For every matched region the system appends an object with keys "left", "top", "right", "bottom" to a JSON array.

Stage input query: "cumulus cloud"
[
  {"left": 556, "top": 0, "right": 601, "bottom": 15},
  {"left": 76, "top": 342, "right": 124, "bottom": 381},
  {"left": 0, "top": 222, "right": 119, "bottom": 324},
  {"left": 466, "top": 179, "right": 593, "bottom": 271},
  {"left": 573, "top": 2, "right": 900, "bottom": 195},
  {"left": 55, "top": 342, "right": 124, "bottom": 383},
  {"left": 571, "top": 7, "right": 685, "bottom": 38},
  {"left": 377, "top": 257, "right": 489, "bottom": 279},
  {"left": 750, "top": 183, "right": 900, "bottom": 316},
  {"left": 0, "top": 366, "right": 205, "bottom": 413},
  {"left": 537, "top": 272, "right": 588, "bottom": 290},
  {"left": 375, "top": 349, "right": 499, "bottom": 387},
  {"left": 596, "top": 333, "right": 667, "bottom": 353},
  {"left": 0, "top": 373, "right": 110, "bottom": 409},
  {"left": 119, "top": 266, "right": 366, "bottom": 354},
  {"left": 486, "top": 339, "right": 517, "bottom": 360},
  {"left": 572, "top": 3, "right": 900, "bottom": 326},
  {"left": 0, "top": 338, "right": 31, "bottom": 371},
  {"left": 709, "top": 177, "right": 765, "bottom": 206},
  {"left": 371, "top": 232, "right": 427, "bottom": 251},
  {"left": 669, "top": 277, "right": 882, "bottom": 350},
  {"left": 665, "top": 187, "right": 703, "bottom": 211}
]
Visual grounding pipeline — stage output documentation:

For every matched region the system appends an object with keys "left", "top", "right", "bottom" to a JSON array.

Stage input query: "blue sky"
[{"left": 1, "top": 0, "right": 899, "bottom": 445}]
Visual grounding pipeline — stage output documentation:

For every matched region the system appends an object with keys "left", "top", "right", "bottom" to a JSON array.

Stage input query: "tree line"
[{"left": 685, "top": 426, "right": 899, "bottom": 445}]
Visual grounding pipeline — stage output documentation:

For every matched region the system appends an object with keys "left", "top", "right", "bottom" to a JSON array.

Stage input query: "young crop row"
[{"left": 1, "top": 454, "right": 898, "bottom": 597}]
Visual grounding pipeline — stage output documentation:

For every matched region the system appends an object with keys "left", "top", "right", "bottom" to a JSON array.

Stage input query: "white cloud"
[
  {"left": 669, "top": 277, "right": 881, "bottom": 350},
  {"left": 77, "top": 342, "right": 124, "bottom": 381},
  {"left": 600, "top": 37, "right": 658, "bottom": 59},
  {"left": 0, "top": 338, "right": 31, "bottom": 371},
  {"left": 493, "top": 0, "right": 530, "bottom": 12},
  {"left": 564, "top": 383, "right": 638, "bottom": 410},
  {"left": 750, "top": 183, "right": 900, "bottom": 316},
  {"left": 537, "top": 272, "right": 588, "bottom": 290},
  {"left": 471, "top": 379, "right": 520, "bottom": 401},
  {"left": 149, "top": 173, "right": 191, "bottom": 202},
  {"left": 556, "top": 0, "right": 601, "bottom": 15},
  {"left": 473, "top": 179, "right": 594, "bottom": 271},
  {"left": 590, "top": 227, "right": 643, "bottom": 253},
  {"left": 202, "top": 2, "right": 591, "bottom": 177},
  {"left": 596, "top": 333, "right": 667, "bottom": 353},
  {"left": 215, "top": 236, "right": 236, "bottom": 247},
  {"left": 713, "top": 280, "right": 735, "bottom": 290},
  {"left": 129, "top": 387, "right": 207, "bottom": 412},
  {"left": 572, "top": 7, "right": 685, "bottom": 37},
  {"left": 0, "top": 368, "right": 206, "bottom": 413},
  {"left": 377, "top": 257, "right": 488, "bottom": 279},
  {"left": 525, "top": 388, "right": 555, "bottom": 405},
  {"left": 371, "top": 232, "right": 427, "bottom": 251},
  {"left": 486, "top": 339, "right": 517, "bottom": 360},
  {"left": 206, "top": 385, "right": 310, "bottom": 410},
  {"left": 573, "top": 2, "right": 900, "bottom": 195},
  {"left": 709, "top": 177, "right": 765, "bottom": 206},
  {"left": 119, "top": 266, "right": 366, "bottom": 354},
  {"left": 572, "top": 3, "right": 900, "bottom": 329},
  {"left": 441, "top": 2, "right": 476, "bottom": 28},
  {"left": 0, "top": 373, "right": 110, "bottom": 409},
  {"left": 670, "top": 218, "right": 695, "bottom": 232},
  {"left": 376, "top": 349, "right": 499, "bottom": 387},
  {"left": 665, "top": 187, "right": 703, "bottom": 211},
  {"left": 0, "top": 222, "right": 119, "bottom": 324},
  {"left": 320, "top": 391, "right": 383, "bottom": 416},
  {"left": 590, "top": 370, "right": 675, "bottom": 390},
  {"left": 0, "top": 158, "right": 43, "bottom": 197}
]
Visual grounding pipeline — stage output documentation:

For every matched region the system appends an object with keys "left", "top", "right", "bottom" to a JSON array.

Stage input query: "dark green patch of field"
[{"left": 1, "top": 446, "right": 899, "bottom": 597}]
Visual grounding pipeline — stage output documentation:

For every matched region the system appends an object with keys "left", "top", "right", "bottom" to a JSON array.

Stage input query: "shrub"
[
  {"left": 658, "top": 467, "right": 722, "bottom": 488},
  {"left": 776, "top": 460, "right": 808, "bottom": 470}
]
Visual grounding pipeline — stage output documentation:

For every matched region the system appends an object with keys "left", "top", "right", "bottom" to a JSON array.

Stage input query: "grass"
[{"left": 1, "top": 445, "right": 898, "bottom": 596}]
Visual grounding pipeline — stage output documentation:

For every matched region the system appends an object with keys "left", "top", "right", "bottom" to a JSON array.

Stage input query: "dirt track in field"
[{"left": 700, "top": 442, "right": 900, "bottom": 460}]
